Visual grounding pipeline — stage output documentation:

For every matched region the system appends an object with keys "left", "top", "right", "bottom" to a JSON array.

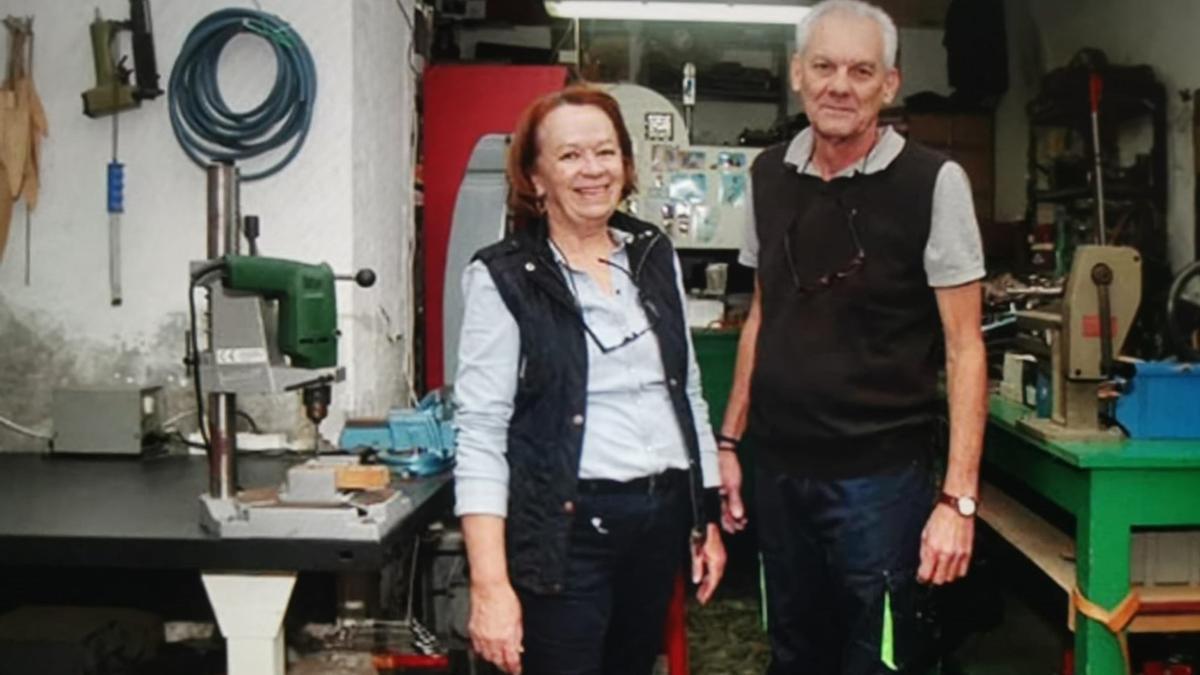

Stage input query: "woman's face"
[{"left": 531, "top": 103, "right": 625, "bottom": 231}]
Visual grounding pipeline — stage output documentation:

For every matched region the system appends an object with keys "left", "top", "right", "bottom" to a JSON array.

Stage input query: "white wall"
[
  {"left": 997, "top": 0, "right": 1198, "bottom": 271},
  {"left": 0, "top": 0, "right": 415, "bottom": 449},
  {"left": 351, "top": 0, "right": 419, "bottom": 414},
  {"left": 897, "top": 27, "right": 951, "bottom": 101}
]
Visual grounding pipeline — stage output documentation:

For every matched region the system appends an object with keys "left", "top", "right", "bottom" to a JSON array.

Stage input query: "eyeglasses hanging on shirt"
[
  {"left": 783, "top": 193, "right": 866, "bottom": 298},
  {"left": 549, "top": 239, "right": 661, "bottom": 355}
]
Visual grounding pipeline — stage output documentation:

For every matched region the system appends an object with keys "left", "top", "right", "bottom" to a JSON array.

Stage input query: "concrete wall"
[
  {"left": 0, "top": 0, "right": 415, "bottom": 450},
  {"left": 997, "top": 0, "right": 1198, "bottom": 271},
  {"left": 993, "top": 0, "right": 1043, "bottom": 224}
]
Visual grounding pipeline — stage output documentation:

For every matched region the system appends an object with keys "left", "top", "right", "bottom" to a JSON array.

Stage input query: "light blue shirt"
[{"left": 453, "top": 231, "right": 720, "bottom": 517}]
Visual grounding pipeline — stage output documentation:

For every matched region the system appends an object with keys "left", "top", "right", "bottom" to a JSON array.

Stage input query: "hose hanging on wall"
[{"left": 168, "top": 8, "right": 316, "bottom": 181}]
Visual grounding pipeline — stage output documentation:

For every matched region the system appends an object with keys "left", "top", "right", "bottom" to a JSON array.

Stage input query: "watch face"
[{"left": 958, "top": 496, "right": 978, "bottom": 517}]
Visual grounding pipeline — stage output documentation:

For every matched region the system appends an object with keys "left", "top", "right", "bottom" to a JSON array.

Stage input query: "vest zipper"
[{"left": 635, "top": 230, "right": 704, "bottom": 538}]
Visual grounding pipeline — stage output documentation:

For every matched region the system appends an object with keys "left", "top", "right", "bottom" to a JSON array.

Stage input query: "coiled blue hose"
[{"left": 168, "top": 8, "right": 316, "bottom": 181}]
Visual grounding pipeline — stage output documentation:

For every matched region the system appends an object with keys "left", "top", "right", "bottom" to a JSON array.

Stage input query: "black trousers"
[
  {"left": 756, "top": 458, "right": 935, "bottom": 675},
  {"left": 516, "top": 472, "right": 691, "bottom": 675}
]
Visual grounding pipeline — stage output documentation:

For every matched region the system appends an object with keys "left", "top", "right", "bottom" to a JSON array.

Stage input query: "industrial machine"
[
  {"left": 1014, "top": 244, "right": 1142, "bottom": 441},
  {"left": 609, "top": 83, "right": 760, "bottom": 251},
  {"left": 81, "top": 0, "right": 162, "bottom": 118},
  {"left": 51, "top": 385, "right": 165, "bottom": 456},
  {"left": 439, "top": 83, "right": 758, "bottom": 380},
  {"left": 190, "top": 163, "right": 411, "bottom": 540}
]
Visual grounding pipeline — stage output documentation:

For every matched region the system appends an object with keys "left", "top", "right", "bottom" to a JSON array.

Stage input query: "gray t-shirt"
[{"left": 739, "top": 126, "right": 986, "bottom": 287}]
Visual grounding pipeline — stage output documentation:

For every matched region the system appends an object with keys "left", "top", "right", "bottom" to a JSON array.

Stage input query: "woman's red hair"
[{"left": 506, "top": 85, "right": 637, "bottom": 228}]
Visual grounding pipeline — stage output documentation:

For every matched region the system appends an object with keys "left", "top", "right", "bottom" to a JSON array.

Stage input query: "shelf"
[
  {"left": 656, "top": 87, "right": 782, "bottom": 105},
  {"left": 1029, "top": 100, "right": 1159, "bottom": 128},
  {"left": 979, "top": 482, "right": 1200, "bottom": 634},
  {"left": 1033, "top": 185, "right": 1157, "bottom": 204}
]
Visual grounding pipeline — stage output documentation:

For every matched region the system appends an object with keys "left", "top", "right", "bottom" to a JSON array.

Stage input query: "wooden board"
[{"left": 979, "top": 482, "right": 1200, "bottom": 633}]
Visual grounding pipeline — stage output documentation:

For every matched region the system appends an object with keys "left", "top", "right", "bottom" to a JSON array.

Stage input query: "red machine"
[{"left": 421, "top": 64, "right": 567, "bottom": 389}]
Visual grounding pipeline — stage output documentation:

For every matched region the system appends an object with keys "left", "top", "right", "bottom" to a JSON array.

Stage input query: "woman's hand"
[
  {"left": 469, "top": 580, "right": 524, "bottom": 674},
  {"left": 691, "top": 523, "right": 727, "bottom": 604}
]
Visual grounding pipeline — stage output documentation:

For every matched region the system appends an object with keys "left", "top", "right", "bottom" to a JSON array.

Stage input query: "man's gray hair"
[{"left": 795, "top": 0, "right": 899, "bottom": 69}]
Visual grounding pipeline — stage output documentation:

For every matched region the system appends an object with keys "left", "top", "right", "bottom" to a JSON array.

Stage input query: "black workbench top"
[{"left": 0, "top": 452, "right": 451, "bottom": 572}]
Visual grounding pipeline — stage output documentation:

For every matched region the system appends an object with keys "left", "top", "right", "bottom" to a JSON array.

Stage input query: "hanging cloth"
[{"left": 0, "top": 16, "right": 47, "bottom": 262}]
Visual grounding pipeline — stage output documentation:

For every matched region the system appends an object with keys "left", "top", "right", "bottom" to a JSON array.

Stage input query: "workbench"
[
  {"left": 0, "top": 452, "right": 452, "bottom": 674},
  {"left": 981, "top": 395, "right": 1200, "bottom": 675}
]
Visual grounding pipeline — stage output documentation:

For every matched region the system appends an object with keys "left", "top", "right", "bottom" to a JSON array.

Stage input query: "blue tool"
[
  {"left": 338, "top": 389, "right": 457, "bottom": 478},
  {"left": 107, "top": 156, "right": 123, "bottom": 305}
]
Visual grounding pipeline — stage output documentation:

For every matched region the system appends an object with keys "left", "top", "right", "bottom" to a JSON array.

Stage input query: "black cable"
[
  {"left": 146, "top": 430, "right": 210, "bottom": 451},
  {"left": 236, "top": 410, "right": 261, "bottom": 433},
  {"left": 188, "top": 262, "right": 226, "bottom": 450},
  {"left": 395, "top": 0, "right": 422, "bottom": 79}
]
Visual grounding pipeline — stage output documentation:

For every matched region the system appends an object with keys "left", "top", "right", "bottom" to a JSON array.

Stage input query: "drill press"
[{"left": 190, "top": 164, "right": 408, "bottom": 539}]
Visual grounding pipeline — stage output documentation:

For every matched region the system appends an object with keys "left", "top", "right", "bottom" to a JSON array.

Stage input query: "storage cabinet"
[{"left": 904, "top": 112, "right": 995, "bottom": 227}]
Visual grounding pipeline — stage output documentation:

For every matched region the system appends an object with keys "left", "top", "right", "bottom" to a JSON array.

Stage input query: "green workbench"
[
  {"left": 984, "top": 395, "right": 1200, "bottom": 675},
  {"left": 693, "top": 327, "right": 740, "bottom": 428}
]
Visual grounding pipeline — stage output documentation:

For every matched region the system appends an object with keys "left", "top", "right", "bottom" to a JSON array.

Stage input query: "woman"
[{"left": 453, "top": 85, "right": 726, "bottom": 675}]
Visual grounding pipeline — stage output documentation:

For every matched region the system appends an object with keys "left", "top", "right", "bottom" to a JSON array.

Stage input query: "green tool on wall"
[
  {"left": 81, "top": 0, "right": 161, "bottom": 118},
  {"left": 81, "top": 0, "right": 162, "bottom": 305}
]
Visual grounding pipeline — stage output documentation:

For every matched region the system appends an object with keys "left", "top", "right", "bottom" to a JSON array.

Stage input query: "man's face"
[{"left": 792, "top": 12, "right": 899, "bottom": 142}]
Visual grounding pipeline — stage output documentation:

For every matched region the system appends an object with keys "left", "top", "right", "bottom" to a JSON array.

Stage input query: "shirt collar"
[
  {"left": 783, "top": 125, "right": 906, "bottom": 178},
  {"left": 546, "top": 228, "right": 632, "bottom": 269}
]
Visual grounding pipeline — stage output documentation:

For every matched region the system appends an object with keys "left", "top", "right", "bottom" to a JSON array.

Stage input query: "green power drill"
[
  {"left": 213, "top": 254, "right": 376, "bottom": 426},
  {"left": 221, "top": 255, "right": 379, "bottom": 369}
]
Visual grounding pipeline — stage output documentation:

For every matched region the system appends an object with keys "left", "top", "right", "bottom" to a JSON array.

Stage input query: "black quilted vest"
[{"left": 472, "top": 211, "right": 709, "bottom": 593}]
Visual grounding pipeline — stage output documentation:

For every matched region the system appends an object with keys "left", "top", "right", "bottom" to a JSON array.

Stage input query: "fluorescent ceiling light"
[{"left": 544, "top": 1, "right": 809, "bottom": 24}]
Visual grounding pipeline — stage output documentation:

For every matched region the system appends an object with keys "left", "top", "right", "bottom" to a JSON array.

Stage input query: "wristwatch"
[{"left": 938, "top": 492, "right": 978, "bottom": 517}]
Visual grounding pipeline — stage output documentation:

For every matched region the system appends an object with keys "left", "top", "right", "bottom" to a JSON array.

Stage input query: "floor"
[
  {"left": 684, "top": 522, "right": 1200, "bottom": 675},
  {"left": 6, "top": 524, "right": 1197, "bottom": 674},
  {"left": 681, "top": 524, "right": 1071, "bottom": 675}
]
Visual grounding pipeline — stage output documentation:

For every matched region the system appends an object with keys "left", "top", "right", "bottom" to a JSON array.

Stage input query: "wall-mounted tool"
[
  {"left": 81, "top": 0, "right": 162, "bottom": 118},
  {"left": 82, "top": 0, "right": 161, "bottom": 305},
  {"left": 1, "top": 15, "right": 47, "bottom": 284}
]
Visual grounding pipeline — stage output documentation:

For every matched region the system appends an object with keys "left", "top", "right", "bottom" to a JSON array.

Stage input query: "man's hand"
[
  {"left": 718, "top": 451, "right": 748, "bottom": 533},
  {"left": 692, "top": 523, "right": 727, "bottom": 604},
  {"left": 917, "top": 504, "right": 975, "bottom": 585},
  {"left": 468, "top": 580, "right": 524, "bottom": 674}
]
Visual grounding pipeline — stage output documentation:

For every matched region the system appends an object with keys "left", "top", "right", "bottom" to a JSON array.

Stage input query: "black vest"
[
  {"left": 472, "top": 211, "right": 710, "bottom": 594},
  {"left": 748, "top": 139, "right": 947, "bottom": 478}
]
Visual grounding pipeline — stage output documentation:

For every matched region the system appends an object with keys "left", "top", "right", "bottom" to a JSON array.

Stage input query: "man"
[{"left": 716, "top": 1, "right": 988, "bottom": 673}]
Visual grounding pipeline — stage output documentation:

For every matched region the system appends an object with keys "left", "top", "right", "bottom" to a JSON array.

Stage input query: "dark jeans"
[
  {"left": 516, "top": 472, "right": 691, "bottom": 675},
  {"left": 756, "top": 457, "right": 935, "bottom": 675}
]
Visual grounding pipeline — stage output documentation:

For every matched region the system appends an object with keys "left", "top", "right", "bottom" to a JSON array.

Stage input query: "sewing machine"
[{"left": 1014, "top": 244, "right": 1142, "bottom": 441}]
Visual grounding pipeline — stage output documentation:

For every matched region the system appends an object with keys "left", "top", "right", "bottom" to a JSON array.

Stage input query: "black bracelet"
[{"left": 715, "top": 432, "right": 740, "bottom": 448}]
